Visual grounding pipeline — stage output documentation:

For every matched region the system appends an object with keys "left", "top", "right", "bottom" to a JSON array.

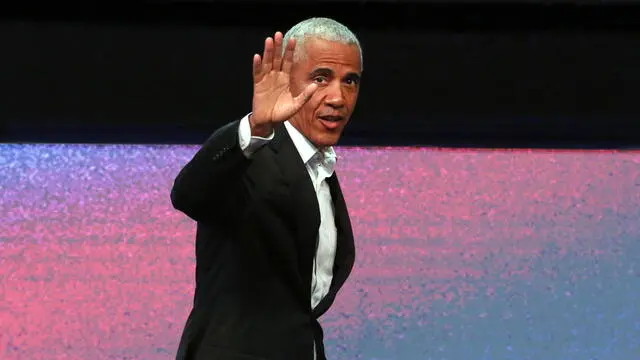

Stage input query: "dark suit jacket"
[{"left": 170, "top": 120, "right": 356, "bottom": 360}]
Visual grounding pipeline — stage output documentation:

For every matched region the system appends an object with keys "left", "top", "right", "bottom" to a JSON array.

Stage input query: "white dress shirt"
[{"left": 237, "top": 114, "right": 338, "bottom": 358}]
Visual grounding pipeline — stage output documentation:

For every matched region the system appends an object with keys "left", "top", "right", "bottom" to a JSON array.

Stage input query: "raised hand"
[{"left": 250, "top": 32, "right": 318, "bottom": 136}]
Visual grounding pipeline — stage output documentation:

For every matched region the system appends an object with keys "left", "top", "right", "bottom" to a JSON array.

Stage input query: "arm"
[
  {"left": 172, "top": 30, "right": 316, "bottom": 222},
  {"left": 170, "top": 114, "right": 274, "bottom": 222}
]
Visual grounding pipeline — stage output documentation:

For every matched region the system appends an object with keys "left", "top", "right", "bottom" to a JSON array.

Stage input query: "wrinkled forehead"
[{"left": 298, "top": 37, "right": 362, "bottom": 73}]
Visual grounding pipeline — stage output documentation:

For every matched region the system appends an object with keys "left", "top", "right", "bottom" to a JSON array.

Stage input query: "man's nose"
[{"left": 324, "top": 82, "right": 345, "bottom": 108}]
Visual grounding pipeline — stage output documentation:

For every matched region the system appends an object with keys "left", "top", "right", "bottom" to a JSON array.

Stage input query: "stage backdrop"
[
  {"left": 1, "top": 144, "right": 639, "bottom": 359},
  {"left": 4, "top": 3, "right": 640, "bottom": 146}
]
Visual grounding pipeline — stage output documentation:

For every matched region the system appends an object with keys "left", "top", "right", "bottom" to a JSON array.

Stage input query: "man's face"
[{"left": 289, "top": 37, "right": 362, "bottom": 148}]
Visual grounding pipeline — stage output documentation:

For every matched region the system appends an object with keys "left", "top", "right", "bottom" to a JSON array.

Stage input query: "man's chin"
[{"left": 312, "top": 134, "right": 342, "bottom": 148}]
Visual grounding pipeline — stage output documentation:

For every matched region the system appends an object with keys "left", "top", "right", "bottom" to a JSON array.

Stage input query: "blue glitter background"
[{"left": 1, "top": 144, "right": 639, "bottom": 359}]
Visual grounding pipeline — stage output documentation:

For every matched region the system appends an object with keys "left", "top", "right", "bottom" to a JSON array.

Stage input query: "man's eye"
[
  {"left": 346, "top": 78, "right": 359, "bottom": 85},
  {"left": 314, "top": 77, "right": 327, "bottom": 83}
]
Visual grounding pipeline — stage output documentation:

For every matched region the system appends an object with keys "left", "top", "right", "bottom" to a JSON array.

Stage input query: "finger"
[
  {"left": 262, "top": 37, "right": 274, "bottom": 73},
  {"left": 272, "top": 32, "right": 284, "bottom": 71},
  {"left": 281, "top": 38, "right": 296, "bottom": 74},
  {"left": 292, "top": 83, "right": 318, "bottom": 109},
  {"left": 252, "top": 54, "right": 262, "bottom": 81}
]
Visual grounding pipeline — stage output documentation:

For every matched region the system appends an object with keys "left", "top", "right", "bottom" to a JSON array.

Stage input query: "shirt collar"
[{"left": 284, "top": 121, "right": 336, "bottom": 165}]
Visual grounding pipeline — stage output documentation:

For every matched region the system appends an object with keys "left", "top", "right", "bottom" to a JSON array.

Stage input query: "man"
[{"left": 170, "top": 17, "right": 362, "bottom": 360}]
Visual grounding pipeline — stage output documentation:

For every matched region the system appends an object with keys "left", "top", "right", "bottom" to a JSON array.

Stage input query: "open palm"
[{"left": 251, "top": 32, "right": 318, "bottom": 126}]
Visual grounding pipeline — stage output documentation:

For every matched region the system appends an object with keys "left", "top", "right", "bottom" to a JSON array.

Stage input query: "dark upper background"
[{"left": 2, "top": 1, "right": 640, "bottom": 147}]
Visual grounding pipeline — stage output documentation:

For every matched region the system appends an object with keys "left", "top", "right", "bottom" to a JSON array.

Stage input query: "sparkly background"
[{"left": 2, "top": 144, "right": 640, "bottom": 360}]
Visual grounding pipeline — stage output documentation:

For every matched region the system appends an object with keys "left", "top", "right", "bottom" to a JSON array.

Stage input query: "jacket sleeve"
[{"left": 170, "top": 116, "right": 272, "bottom": 222}]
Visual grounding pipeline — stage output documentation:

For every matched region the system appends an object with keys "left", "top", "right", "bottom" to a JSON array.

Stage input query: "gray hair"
[{"left": 282, "top": 17, "right": 363, "bottom": 70}]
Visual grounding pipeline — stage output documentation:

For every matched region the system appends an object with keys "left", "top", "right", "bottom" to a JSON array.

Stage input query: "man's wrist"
[{"left": 248, "top": 114, "right": 274, "bottom": 138}]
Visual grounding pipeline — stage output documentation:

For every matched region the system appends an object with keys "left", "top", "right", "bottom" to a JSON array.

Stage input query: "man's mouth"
[
  {"left": 318, "top": 115, "right": 344, "bottom": 130},
  {"left": 318, "top": 115, "right": 344, "bottom": 122}
]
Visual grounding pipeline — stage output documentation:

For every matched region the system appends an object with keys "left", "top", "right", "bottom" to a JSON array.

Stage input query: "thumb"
[{"left": 292, "top": 83, "right": 318, "bottom": 109}]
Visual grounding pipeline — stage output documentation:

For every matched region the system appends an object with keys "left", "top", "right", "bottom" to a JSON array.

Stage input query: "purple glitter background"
[{"left": 1, "top": 144, "right": 640, "bottom": 359}]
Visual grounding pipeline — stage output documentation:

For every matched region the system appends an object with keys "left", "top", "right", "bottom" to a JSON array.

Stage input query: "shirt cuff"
[{"left": 238, "top": 113, "right": 275, "bottom": 158}]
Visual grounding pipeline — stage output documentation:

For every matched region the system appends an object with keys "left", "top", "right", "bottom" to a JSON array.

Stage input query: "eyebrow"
[
  {"left": 310, "top": 68, "right": 334, "bottom": 77},
  {"left": 310, "top": 67, "right": 361, "bottom": 82}
]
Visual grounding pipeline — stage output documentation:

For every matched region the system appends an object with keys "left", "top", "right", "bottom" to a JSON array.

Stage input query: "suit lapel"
[
  {"left": 270, "top": 124, "right": 320, "bottom": 300},
  {"left": 270, "top": 125, "right": 356, "bottom": 315},
  {"left": 311, "top": 173, "right": 356, "bottom": 317},
  {"left": 327, "top": 173, "right": 355, "bottom": 284}
]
